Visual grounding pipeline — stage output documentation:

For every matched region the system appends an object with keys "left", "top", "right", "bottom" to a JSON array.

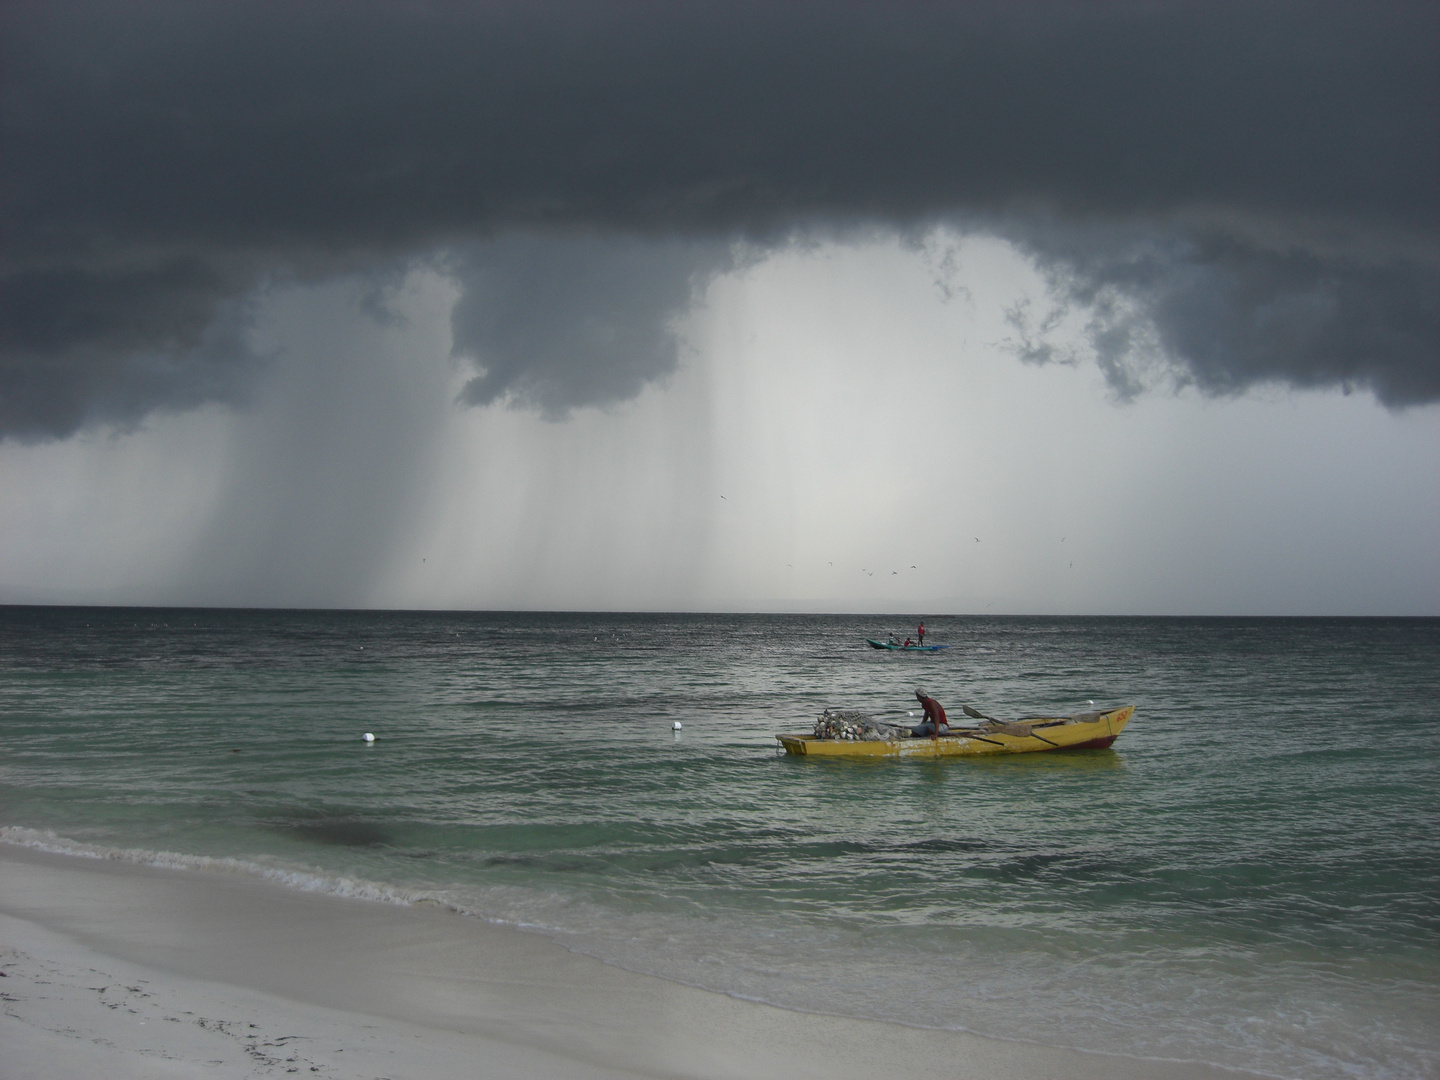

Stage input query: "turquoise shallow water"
[{"left": 1, "top": 608, "right": 1437, "bottom": 1079}]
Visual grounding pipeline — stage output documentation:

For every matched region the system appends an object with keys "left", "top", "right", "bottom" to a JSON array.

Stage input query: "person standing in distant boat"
[
  {"left": 917, "top": 621, "right": 925, "bottom": 646},
  {"left": 911, "top": 688, "right": 947, "bottom": 739}
]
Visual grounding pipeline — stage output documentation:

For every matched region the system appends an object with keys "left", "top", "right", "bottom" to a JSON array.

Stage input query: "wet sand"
[{"left": 0, "top": 844, "right": 1259, "bottom": 1080}]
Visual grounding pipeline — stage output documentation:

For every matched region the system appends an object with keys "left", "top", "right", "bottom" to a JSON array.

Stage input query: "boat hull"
[
  {"left": 865, "top": 639, "right": 950, "bottom": 651},
  {"left": 777, "top": 706, "right": 1133, "bottom": 757}
]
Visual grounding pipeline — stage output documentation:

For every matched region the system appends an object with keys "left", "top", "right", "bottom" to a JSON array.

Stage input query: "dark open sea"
[{"left": 1, "top": 608, "right": 1436, "bottom": 1079}]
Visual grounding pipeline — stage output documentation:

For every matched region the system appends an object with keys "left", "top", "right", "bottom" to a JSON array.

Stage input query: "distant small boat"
[
  {"left": 866, "top": 638, "right": 950, "bottom": 651},
  {"left": 777, "top": 705, "right": 1134, "bottom": 758}
]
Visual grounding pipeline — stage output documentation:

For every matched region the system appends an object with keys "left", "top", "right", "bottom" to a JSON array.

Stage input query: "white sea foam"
[{"left": 0, "top": 826, "right": 462, "bottom": 911}]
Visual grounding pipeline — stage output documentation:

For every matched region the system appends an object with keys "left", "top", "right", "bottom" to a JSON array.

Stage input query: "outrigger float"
[{"left": 776, "top": 705, "right": 1134, "bottom": 758}]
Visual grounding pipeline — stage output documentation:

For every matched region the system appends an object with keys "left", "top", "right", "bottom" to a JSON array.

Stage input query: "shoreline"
[{"left": 0, "top": 843, "right": 1263, "bottom": 1080}]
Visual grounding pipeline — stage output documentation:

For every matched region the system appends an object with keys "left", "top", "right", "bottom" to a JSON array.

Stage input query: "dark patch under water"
[{"left": 276, "top": 819, "right": 392, "bottom": 848}]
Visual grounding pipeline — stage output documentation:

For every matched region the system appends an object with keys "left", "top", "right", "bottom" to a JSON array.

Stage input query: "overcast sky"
[{"left": 1, "top": 0, "right": 1436, "bottom": 614}]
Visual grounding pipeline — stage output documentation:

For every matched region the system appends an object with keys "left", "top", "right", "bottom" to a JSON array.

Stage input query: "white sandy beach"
[{"left": 0, "top": 844, "right": 1261, "bottom": 1080}]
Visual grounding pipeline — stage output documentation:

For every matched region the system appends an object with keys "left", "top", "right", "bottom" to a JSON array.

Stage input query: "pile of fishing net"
[{"left": 813, "top": 709, "right": 907, "bottom": 741}]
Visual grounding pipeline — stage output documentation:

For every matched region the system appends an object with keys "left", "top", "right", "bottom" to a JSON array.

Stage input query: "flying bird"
[{"left": 974, "top": 537, "right": 980, "bottom": 542}]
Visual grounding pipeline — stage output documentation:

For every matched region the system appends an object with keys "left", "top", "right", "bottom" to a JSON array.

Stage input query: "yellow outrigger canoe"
[{"left": 776, "top": 705, "right": 1134, "bottom": 758}]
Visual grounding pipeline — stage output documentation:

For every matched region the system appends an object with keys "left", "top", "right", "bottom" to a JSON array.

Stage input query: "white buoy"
[
  {"left": 362, "top": 732, "right": 375, "bottom": 743},
  {"left": 672, "top": 721, "right": 682, "bottom": 730}
]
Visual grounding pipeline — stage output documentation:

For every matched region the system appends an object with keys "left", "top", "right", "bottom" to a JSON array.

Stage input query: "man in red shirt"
[
  {"left": 911, "top": 688, "right": 948, "bottom": 739},
  {"left": 917, "top": 621, "right": 925, "bottom": 646}
]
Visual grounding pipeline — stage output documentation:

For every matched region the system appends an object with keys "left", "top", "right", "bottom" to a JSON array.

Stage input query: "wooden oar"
[
  {"left": 1019, "top": 729, "right": 1060, "bottom": 747},
  {"left": 962, "top": 704, "right": 1060, "bottom": 747},
  {"left": 942, "top": 728, "right": 1006, "bottom": 747}
]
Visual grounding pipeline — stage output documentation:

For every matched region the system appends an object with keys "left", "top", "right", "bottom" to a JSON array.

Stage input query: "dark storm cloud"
[
  {"left": 449, "top": 235, "right": 733, "bottom": 417},
  {"left": 1002, "top": 213, "right": 1440, "bottom": 406},
  {"left": 2, "top": 0, "right": 1435, "bottom": 438}
]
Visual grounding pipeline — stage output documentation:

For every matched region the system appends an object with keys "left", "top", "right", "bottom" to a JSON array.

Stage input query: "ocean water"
[{"left": 1, "top": 608, "right": 1436, "bottom": 1079}]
